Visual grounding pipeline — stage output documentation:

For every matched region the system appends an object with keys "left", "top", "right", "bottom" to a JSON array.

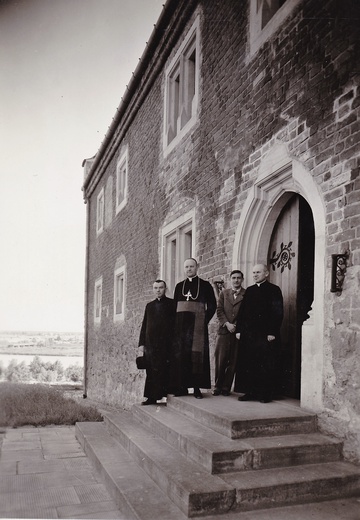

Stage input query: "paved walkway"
[
  {"left": 0, "top": 425, "right": 123, "bottom": 519},
  {"left": 0, "top": 421, "right": 359, "bottom": 519}
]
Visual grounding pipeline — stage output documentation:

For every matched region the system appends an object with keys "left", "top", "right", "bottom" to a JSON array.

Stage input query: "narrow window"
[
  {"left": 164, "top": 17, "right": 200, "bottom": 153},
  {"left": 96, "top": 188, "right": 104, "bottom": 235},
  {"left": 249, "top": 0, "right": 301, "bottom": 58},
  {"left": 165, "top": 231, "right": 177, "bottom": 292},
  {"left": 116, "top": 149, "right": 128, "bottom": 214},
  {"left": 114, "top": 266, "right": 126, "bottom": 321},
  {"left": 181, "top": 43, "right": 196, "bottom": 128},
  {"left": 94, "top": 277, "right": 103, "bottom": 324},
  {"left": 161, "top": 211, "right": 195, "bottom": 294},
  {"left": 258, "top": 0, "right": 287, "bottom": 29}
]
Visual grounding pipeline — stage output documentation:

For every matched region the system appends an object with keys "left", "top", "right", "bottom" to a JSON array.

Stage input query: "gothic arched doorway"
[
  {"left": 268, "top": 194, "right": 315, "bottom": 399},
  {"left": 232, "top": 143, "right": 326, "bottom": 411}
]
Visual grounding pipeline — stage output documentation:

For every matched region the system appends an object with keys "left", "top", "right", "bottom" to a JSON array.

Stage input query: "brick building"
[{"left": 82, "top": 0, "right": 360, "bottom": 462}]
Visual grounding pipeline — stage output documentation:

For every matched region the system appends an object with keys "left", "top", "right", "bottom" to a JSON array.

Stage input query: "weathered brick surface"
[{"left": 83, "top": 0, "right": 360, "bottom": 460}]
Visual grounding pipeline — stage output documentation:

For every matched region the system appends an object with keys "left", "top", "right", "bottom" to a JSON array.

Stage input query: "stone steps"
[
  {"left": 131, "top": 402, "right": 342, "bottom": 474},
  {"left": 101, "top": 410, "right": 235, "bottom": 517},
  {"left": 76, "top": 397, "right": 360, "bottom": 518},
  {"left": 76, "top": 421, "right": 189, "bottom": 520},
  {"left": 221, "top": 461, "right": 360, "bottom": 512},
  {"left": 166, "top": 394, "right": 317, "bottom": 438}
]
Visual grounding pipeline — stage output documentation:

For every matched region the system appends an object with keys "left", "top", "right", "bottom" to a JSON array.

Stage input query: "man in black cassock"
[
  {"left": 235, "top": 263, "right": 283, "bottom": 403},
  {"left": 170, "top": 258, "right": 216, "bottom": 399},
  {"left": 138, "top": 280, "right": 176, "bottom": 405}
]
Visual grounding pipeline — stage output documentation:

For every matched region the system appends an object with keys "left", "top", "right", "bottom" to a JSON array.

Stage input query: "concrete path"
[{"left": 0, "top": 421, "right": 359, "bottom": 519}]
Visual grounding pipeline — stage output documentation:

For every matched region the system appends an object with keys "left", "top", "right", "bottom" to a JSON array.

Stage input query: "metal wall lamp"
[
  {"left": 213, "top": 278, "right": 225, "bottom": 297},
  {"left": 330, "top": 252, "right": 349, "bottom": 293}
]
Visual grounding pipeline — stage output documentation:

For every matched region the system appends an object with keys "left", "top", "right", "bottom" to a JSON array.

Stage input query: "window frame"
[
  {"left": 96, "top": 187, "right": 105, "bottom": 235},
  {"left": 116, "top": 149, "right": 128, "bottom": 215},
  {"left": 114, "top": 265, "right": 126, "bottom": 322},
  {"left": 248, "top": 0, "right": 301, "bottom": 59},
  {"left": 163, "top": 16, "right": 200, "bottom": 155},
  {"left": 161, "top": 210, "right": 196, "bottom": 294},
  {"left": 94, "top": 277, "right": 103, "bottom": 325}
]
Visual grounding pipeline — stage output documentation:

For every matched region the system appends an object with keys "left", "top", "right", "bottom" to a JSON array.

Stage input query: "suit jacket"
[
  {"left": 217, "top": 287, "right": 245, "bottom": 335},
  {"left": 236, "top": 280, "right": 283, "bottom": 342}
]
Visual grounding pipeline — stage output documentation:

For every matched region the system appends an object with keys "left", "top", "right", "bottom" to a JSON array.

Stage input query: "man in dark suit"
[
  {"left": 235, "top": 264, "right": 283, "bottom": 403},
  {"left": 213, "top": 270, "right": 245, "bottom": 396},
  {"left": 138, "top": 280, "right": 176, "bottom": 405}
]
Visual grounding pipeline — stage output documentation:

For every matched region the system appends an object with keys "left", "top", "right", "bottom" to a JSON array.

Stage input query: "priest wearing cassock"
[
  {"left": 138, "top": 280, "right": 176, "bottom": 405},
  {"left": 169, "top": 258, "right": 216, "bottom": 399},
  {"left": 235, "top": 264, "right": 283, "bottom": 403}
]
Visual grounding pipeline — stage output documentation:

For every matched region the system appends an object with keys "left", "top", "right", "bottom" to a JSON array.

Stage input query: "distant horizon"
[{"left": 0, "top": 330, "right": 84, "bottom": 335}]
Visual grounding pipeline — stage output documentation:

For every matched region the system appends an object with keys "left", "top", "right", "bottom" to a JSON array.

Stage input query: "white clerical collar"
[
  {"left": 256, "top": 280, "right": 267, "bottom": 287},
  {"left": 187, "top": 276, "right": 197, "bottom": 282}
]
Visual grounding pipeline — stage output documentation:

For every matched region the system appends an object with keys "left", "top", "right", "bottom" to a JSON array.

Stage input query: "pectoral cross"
[{"left": 185, "top": 290, "right": 192, "bottom": 301}]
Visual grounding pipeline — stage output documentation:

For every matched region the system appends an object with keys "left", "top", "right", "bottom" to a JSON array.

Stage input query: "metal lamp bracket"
[
  {"left": 330, "top": 251, "right": 349, "bottom": 293},
  {"left": 213, "top": 278, "right": 225, "bottom": 297}
]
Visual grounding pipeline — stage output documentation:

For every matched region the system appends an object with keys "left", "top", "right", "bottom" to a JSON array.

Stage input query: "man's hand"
[
  {"left": 225, "top": 322, "right": 236, "bottom": 333},
  {"left": 236, "top": 333, "right": 240, "bottom": 340},
  {"left": 267, "top": 335, "right": 275, "bottom": 342}
]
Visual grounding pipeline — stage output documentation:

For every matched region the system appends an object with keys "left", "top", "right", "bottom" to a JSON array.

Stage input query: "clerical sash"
[{"left": 177, "top": 301, "right": 205, "bottom": 374}]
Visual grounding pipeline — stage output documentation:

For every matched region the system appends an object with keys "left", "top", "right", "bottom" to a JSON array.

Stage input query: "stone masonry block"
[{"left": 324, "top": 187, "right": 345, "bottom": 203}]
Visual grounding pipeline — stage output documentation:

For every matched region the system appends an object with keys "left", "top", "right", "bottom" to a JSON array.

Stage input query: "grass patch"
[{"left": 0, "top": 382, "right": 103, "bottom": 428}]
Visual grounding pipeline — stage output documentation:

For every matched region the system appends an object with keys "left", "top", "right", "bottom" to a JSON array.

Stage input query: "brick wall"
[{"left": 84, "top": 0, "right": 360, "bottom": 461}]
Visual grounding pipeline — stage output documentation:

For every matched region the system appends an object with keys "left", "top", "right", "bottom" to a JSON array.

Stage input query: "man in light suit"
[{"left": 213, "top": 270, "right": 245, "bottom": 396}]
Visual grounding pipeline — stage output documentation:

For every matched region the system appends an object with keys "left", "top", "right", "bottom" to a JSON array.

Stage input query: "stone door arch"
[{"left": 232, "top": 143, "right": 326, "bottom": 411}]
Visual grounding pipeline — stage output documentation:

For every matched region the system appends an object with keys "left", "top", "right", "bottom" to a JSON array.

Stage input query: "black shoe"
[
  {"left": 212, "top": 388, "right": 221, "bottom": 396},
  {"left": 238, "top": 393, "right": 253, "bottom": 401},
  {"left": 193, "top": 387, "right": 203, "bottom": 399},
  {"left": 141, "top": 399, "right": 156, "bottom": 406},
  {"left": 221, "top": 390, "right": 230, "bottom": 396}
]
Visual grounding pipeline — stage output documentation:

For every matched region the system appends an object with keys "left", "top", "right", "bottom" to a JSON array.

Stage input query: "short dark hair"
[
  {"left": 154, "top": 279, "right": 167, "bottom": 288},
  {"left": 230, "top": 270, "right": 243, "bottom": 278}
]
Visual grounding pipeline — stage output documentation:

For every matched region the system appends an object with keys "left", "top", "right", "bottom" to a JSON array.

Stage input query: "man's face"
[
  {"left": 231, "top": 273, "right": 243, "bottom": 290},
  {"left": 184, "top": 259, "right": 198, "bottom": 278},
  {"left": 153, "top": 282, "right": 166, "bottom": 298},
  {"left": 252, "top": 264, "right": 268, "bottom": 284}
]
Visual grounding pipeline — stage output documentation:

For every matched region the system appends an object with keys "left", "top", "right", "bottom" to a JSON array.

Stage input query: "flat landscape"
[
  {"left": 0, "top": 343, "right": 83, "bottom": 356},
  {"left": 0, "top": 331, "right": 83, "bottom": 357}
]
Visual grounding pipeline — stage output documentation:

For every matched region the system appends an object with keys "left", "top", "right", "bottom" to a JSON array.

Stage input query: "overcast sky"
[{"left": 0, "top": 0, "right": 164, "bottom": 332}]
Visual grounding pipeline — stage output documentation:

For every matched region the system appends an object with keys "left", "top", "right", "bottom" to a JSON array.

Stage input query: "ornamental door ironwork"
[{"left": 268, "top": 194, "right": 314, "bottom": 399}]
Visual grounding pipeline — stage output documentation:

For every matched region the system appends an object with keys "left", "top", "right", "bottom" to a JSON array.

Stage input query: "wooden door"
[{"left": 268, "top": 195, "right": 314, "bottom": 398}]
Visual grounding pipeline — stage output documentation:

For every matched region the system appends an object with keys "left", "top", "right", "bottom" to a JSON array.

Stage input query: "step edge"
[
  {"left": 75, "top": 422, "right": 142, "bottom": 520},
  {"left": 131, "top": 405, "right": 341, "bottom": 450},
  {"left": 130, "top": 405, "right": 343, "bottom": 473},
  {"left": 103, "top": 411, "right": 235, "bottom": 489},
  {"left": 103, "top": 410, "right": 237, "bottom": 518},
  {"left": 166, "top": 397, "right": 318, "bottom": 438}
]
